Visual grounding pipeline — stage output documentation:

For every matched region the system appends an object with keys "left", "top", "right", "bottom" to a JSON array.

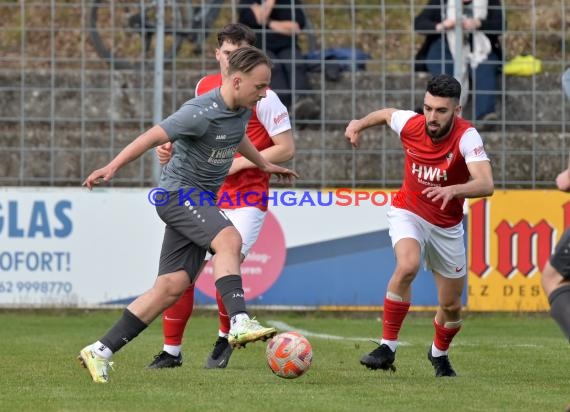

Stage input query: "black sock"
[
  {"left": 215, "top": 274, "right": 247, "bottom": 319},
  {"left": 549, "top": 284, "right": 570, "bottom": 342},
  {"left": 99, "top": 309, "right": 148, "bottom": 353}
]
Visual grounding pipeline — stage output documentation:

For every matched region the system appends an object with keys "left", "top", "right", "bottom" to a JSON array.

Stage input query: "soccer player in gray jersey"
[
  {"left": 78, "top": 47, "right": 298, "bottom": 384},
  {"left": 148, "top": 23, "right": 295, "bottom": 371}
]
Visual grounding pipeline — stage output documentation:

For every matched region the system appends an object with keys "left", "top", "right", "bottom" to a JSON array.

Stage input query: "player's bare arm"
[
  {"left": 237, "top": 134, "right": 299, "bottom": 181},
  {"left": 345, "top": 108, "right": 398, "bottom": 148},
  {"left": 83, "top": 125, "right": 170, "bottom": 189},
  {"left": 423, "top": 160, "right": 494, "bottom": 210},
  {"left": 228, "top": 130, "right": 295, "bottom": 175},
  {"left": 556, "top": 169, "right": 570, "bottom": 192},
  {"left": 555, "top": 155, "right": 570, "bottom": 191}
]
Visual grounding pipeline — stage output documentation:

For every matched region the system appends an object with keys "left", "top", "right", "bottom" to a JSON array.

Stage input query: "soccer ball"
[{"left": 266, "top": 331, "right": 312, "bottom": 379}]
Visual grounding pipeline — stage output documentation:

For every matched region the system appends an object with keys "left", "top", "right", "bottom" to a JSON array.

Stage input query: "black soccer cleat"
[
  {"left": 204, "top": 336, "right": 233, "bottom": 369},
  {"left": 147, "top": 351, "right": 183, "bottom": 369},
  {"left": 427, "top": 349, "right": 457, "bottom": 377},
  {"left": 360, "top": 343, "right": 396, "bottom": 372}
]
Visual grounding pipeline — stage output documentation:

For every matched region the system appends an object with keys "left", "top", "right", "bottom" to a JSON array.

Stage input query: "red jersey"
[
  {"left": 195, "top": 74, "right": 291, "bottom": 211},
  {"left": 390, "top": 110, "right": 489, "bottom": 227}
]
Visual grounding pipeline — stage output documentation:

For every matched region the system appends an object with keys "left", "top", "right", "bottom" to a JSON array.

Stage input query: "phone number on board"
[{"left": 0, "top": 281, "right": 72, "bottom": 294}]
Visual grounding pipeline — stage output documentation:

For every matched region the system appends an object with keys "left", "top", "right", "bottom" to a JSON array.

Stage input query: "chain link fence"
[{"left": 1, "top": 0, "right": 569, "bottom": 188}]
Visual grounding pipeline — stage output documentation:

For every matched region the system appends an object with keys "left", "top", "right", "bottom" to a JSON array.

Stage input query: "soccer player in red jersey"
[
  {"left": 345, "top": 74, "right": 494, "bottom": 377},
  {"left": 148, "top": 23, "right": 294, "bottom": 370}
]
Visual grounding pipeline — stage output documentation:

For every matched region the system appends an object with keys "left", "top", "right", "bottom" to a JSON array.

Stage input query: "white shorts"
[
  {"left": 387, "top": 207, "right": 466, "bottom": 279},
  {"left": 205, "top": 207, "right": 267, "bottom": 260}
]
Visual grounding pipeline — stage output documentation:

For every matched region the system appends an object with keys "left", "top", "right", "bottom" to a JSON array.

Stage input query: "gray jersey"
[{"left": 159, "top": 88, "right": 252, "bottom": 194}]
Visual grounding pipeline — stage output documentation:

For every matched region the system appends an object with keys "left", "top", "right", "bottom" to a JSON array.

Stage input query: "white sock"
[
  {"left": 386, "top": 291, "right": 403, "bottom": 302},
  {"left": 219, "top": 330, "right": 229, "bottom": 339},
  {"left": 163, "top": 344, "right": 181, "bottom": 357},
  {"left": 92, "top": 341, "right": 113, "bottom": 360},
  {"left": 444, "top": 320, "right": 462, "bottom": 329},
  {"left": 380, "top": 339, "right": 398, "bottom": 352},
  {"left": 231, "top": 313, "right": 250, "bottom": 328},
  {"left": 431, "top": 342, "right": 448, "bottom": 357}
]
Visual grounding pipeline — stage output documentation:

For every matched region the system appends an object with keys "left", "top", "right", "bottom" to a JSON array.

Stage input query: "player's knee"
[
  {"left": 394, "top": 261, "right": 420, "bottom": 281},
  {"left": 211, "top": 226, "right": 242, "bottom": 255},
  {"left": 154, "top": 272, "right": 189, "bottom": 303},
  {"left": 439, "top": 299, "right": 462, "bottom": 315}
]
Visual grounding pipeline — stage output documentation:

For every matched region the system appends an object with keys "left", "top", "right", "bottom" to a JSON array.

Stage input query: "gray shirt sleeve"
[{"left": 159, "top": 101, "right": 210, "bottom": 142}]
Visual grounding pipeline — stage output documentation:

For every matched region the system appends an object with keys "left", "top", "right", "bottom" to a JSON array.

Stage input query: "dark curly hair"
[{"left": 426, "top": 74, "right": 461, "bottom": 101}]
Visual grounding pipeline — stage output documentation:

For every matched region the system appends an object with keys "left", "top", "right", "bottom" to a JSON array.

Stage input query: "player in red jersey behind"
[
  {"left": 148, "top": 23, "right": 294, "bottom": 370},
  {"left": 345, "top": 74, "right": 494, "bottom": 377}
]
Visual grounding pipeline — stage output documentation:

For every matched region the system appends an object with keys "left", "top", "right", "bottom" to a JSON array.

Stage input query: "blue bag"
[{"left": 304, "top": 47, "right": 371, "bottom": 80}]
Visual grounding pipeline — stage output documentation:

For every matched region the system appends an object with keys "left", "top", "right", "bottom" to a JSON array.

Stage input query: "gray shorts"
[
  {"left": 551, "top": 228, "right": 570, "bottom": 280},
  {"left": 155, "top": 191, "right": 234, "bottom": 281}
]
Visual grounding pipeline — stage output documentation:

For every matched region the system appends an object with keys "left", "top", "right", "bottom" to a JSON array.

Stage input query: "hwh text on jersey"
[{"left": 411, "top": 162, "right": 448, "bottom": 182}]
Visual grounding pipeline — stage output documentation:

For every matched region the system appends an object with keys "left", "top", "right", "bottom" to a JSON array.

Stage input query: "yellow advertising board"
[{"left": 468, "top": 190, "right": 569, "bottom": 311}]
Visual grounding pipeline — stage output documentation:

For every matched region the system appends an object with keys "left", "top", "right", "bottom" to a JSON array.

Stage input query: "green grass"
[{"left": 0, "top": 310, "right": 567, "bottom": 412}]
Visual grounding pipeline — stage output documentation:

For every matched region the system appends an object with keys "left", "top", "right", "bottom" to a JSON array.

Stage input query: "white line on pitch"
[
  {"left": 267, "top": 320, "right": 542, "bottom": 348},
  {"left": 268, "top": 320, "right": 412, "bottom": 346}
]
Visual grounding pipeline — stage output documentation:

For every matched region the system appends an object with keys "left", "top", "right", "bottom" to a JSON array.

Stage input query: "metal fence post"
[
  {"left": 152, "top": 0, "right": 165, "bottom": 186},
  {"left": 453, "top": 0, "right": 465, "bottom": 106}
]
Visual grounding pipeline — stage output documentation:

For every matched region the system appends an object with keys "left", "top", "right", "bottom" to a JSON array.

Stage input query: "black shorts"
[
  {"left": 550, "top": 228, "right": 570, "bottom": 280},
  {"left": 155, "top": 191, "right": 234, "bottom": 281}
]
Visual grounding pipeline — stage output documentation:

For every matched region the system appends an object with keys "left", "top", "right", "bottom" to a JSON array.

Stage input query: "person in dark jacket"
[
  {"left": 414, "top": 0, "right": 504, "bottom": 122},
  {"left": 239, "top": 0, "right": 319, "bottom": 121}
]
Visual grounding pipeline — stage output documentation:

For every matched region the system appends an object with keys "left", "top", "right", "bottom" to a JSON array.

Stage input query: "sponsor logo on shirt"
[
  {"left": 215, "top": 134, "right": 227, "bottom": 140},
  {"left": 406, "top": 148, "right": 426, "bottom": 160},
  {"left": 273, "top": 111, "right": 289, "bottom": 125},
  {"left": 473, "top": 145, "right": 485, "bottom": 156},
  {"left": 411, "top": 162, "right": 448, "bottom": 183},
  {"left": 208, "top": 145, "right": 238, "bottom": 165}
]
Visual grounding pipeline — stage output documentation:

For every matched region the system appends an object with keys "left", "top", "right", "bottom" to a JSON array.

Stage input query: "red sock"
[
  {"left": 162, "top": 284, "right": 195, "bottom": 346},
  {"left": 215, "top": 289, "right": 230, "bottom": 335},
  {"left": 433, "top": 319, "right": 461, "bottom": 351},
  {"left": 382, "top": 297, "right": 411, "bottom": 340}
]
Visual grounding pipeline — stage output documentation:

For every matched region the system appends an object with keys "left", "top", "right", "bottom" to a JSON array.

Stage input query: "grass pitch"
[{"left": 0, "top": 310, "right": 567, "bottom": 412}]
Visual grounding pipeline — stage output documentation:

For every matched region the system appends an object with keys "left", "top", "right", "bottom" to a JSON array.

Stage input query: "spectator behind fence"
[
  {"left": 239, "top": 0, "right": 320, "bottom": 121},
  {"left": 414, "top": 0, "right": 504, "bottom": 123}
]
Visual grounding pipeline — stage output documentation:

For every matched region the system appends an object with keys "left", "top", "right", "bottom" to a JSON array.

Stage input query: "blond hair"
[{"left": 227, "top": 47, "right": 272, "bottom": 75}]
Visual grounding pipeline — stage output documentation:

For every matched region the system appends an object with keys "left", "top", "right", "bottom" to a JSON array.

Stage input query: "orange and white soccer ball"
[{"left": 266, "top": 331, "right": 313, "bottom": 379}]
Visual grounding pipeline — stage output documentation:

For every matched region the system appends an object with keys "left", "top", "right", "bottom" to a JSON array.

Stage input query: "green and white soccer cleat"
[
  {"left": 228, "top": 318, "right": 277, "bottom": 348},
  {"left": 77, "top": 345, "right": 114, "bottom": 383}
]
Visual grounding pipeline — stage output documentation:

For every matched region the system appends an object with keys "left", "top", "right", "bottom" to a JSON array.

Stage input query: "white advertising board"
[
  {"left": 0, "top": 188, "right": 163, "bottom": 306},
  {"left": 0, "top": 187, "right": 403, "bottom": 308}
]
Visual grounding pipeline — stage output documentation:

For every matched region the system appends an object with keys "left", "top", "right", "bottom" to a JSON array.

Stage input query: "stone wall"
[{"left": 1, "top": 70, "right": 569, "bottom": 187}]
